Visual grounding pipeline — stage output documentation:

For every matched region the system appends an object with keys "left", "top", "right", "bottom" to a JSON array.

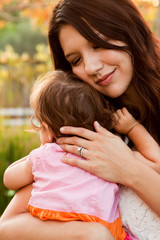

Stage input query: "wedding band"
[{"left": 77, "top": 147, "right": 85, "bottom": 157}]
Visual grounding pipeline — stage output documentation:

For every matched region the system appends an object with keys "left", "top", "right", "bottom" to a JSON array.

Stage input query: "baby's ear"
[{"left": 47, "top": 126, "right": 55, "bottom": 142}]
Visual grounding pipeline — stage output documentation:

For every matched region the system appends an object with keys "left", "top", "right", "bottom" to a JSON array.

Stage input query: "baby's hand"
[{"left": 114, "top": 107, "right": 137, "bottom": 135}]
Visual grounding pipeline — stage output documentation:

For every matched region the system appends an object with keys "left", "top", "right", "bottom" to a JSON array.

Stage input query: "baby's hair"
[{"left": 30, "top": 70, "right": 115, "bottom": 140}]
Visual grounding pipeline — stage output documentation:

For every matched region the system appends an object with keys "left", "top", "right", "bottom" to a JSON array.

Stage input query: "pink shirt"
[{"left": 28, "top": 143, "right": 135, "bottom": 240}]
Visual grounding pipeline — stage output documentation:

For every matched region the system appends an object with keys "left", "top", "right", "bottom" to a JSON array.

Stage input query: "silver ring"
[{"left": 77, "top": 147, "right": 85, "bottom": 157}]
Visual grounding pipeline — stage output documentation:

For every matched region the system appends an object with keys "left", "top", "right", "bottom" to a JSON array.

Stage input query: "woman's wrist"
[{"left": 117, "top": 149, "right": 147, "bottom": 188}]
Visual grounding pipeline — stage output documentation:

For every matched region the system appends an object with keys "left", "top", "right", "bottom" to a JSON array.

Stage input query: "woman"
[{"left": 0, "top": 0, "right": 160, "bottom": 239}]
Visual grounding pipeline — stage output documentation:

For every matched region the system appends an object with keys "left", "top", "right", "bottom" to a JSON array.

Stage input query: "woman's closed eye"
[
  {"left": 70, "top": 57, "right": 81, "bottom": 66},
  {"left": 70, "top": 46, "right": 101, "bottom": 66},
  {"left": 93, "top": 45, "right": 100, "bottom": 50}
]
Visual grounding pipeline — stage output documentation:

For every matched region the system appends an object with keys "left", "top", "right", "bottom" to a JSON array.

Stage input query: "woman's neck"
[{"left": 120, "top": 83, "right": 146, "bottom": 120}]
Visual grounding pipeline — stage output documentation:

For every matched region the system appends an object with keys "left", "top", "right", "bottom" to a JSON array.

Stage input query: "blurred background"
[{"left": 0, "top": 0, "right": 160, "bottom": 215}]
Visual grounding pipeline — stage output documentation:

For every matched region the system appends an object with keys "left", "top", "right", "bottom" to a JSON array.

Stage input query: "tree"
[
  {"left": 0, "top": 44, "right": 51, "bottom": 107},
  {"left": 133, "top": 0, "right": 160, "bottom": 37},
  {"left": 0, "top": 0, "right": 58, "bottom": 33},
  {"left": 156, "top": 1, "right": 160, "bottom": 38}
]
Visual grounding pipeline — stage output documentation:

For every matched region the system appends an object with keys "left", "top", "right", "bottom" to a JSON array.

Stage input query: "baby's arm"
[
  {"left": 3, "top": 156, "right": 33, "bottom": 190},
  {"left": 114, "top": 107, "right": 160, "bottom": 163}
]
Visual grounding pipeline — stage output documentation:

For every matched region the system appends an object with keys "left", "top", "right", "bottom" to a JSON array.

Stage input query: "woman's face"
[{"left": 59, "top": 24, "right": 133, "bottom": 98}]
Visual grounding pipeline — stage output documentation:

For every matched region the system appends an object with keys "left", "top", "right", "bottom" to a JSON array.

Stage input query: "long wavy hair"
[{"left": 48, "top": 0, "right": 160, "bottom": 144}]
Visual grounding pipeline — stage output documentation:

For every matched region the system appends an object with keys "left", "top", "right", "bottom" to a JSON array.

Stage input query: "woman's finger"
[
  {"left": 61, "top": 156, "right": 91, "bottom": 172},
  {"left": 60, "top": 144, "right": 89, "bottom": 159},
  {"left": 60, "top": 126, "right": 97, "bottom": 140},
  {"left": 94, "top": 121, "right": 114, "bottom": 137},
  {"left": 57, "top": 135, "right": 91, "bottom": 148}
]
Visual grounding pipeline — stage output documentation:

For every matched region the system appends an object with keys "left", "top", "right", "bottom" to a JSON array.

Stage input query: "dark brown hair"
[
  {"left": 48, "top": 0, "right": 160, "bottom": 144},
  {"left": 30, "top": 70, "right": 115, "bottom": 140}
]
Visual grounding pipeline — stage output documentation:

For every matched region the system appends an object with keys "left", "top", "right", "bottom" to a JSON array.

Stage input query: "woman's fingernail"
[
  {"left": 60, "top": 127, "right": 65, "bottom": 132},
  {"left": 61, "top": 157, "right": 66, "bottom": 162},
  {"left": 95, "top": 121, "right": 100, "bottom": 127}
]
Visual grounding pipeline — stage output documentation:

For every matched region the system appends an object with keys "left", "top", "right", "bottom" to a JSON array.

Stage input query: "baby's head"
[{"left": 30, "top": 70, "right": 115, "bottom": 141}]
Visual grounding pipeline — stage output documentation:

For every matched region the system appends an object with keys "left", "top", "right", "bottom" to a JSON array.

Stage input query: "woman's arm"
[
  {"left": 0, "top": 184, "right": 114, "bottom": 240},
  {"left": 3, "top": 156, "right": 33, "bottom": 190},
  {"left": 56, "top": 122, "right": 160, "bottom": 216}
]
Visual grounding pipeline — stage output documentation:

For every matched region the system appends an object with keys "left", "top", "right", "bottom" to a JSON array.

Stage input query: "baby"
[
  {"left": 4, "top": 70, "right": 133, "bottom": 240},
  {"left": 4, "top": 70, "right": 160, "bottom": 240}
]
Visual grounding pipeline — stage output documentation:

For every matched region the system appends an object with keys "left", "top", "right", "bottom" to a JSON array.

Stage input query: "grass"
[{"left": 0, "top": 120, "right": 40, "bottom": 215}]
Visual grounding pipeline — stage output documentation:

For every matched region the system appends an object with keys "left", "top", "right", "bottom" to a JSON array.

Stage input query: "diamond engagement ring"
[{"left": 77, "top": 147, "right": 85, "bottom": 157}]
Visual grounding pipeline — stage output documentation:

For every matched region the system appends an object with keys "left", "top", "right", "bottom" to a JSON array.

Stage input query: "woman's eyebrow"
[{"left": 65, "top": 52, "right": 76, "bottom": 59}]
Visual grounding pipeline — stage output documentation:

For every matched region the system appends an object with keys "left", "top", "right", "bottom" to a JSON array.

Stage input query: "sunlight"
[
  {"left": 142, "top": 0, "right": 159, "bottom": 7},
  {"left": 133, "top": 0, "right": 159, "bottom": 7}
]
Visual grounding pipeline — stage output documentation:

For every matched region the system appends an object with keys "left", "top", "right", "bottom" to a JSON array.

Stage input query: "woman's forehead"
[{"left": 59, "top": 24, "right": 87, "bottom": 54}]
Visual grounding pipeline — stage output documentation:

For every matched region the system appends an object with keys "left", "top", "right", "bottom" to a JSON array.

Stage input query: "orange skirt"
[{"left": 28, "top": 205, "right": 127, "bottom": 240}]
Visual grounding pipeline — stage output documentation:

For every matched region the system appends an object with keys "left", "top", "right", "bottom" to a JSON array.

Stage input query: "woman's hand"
[
  {"left": 57, "top": 121, "right": 137, "bottom": 185},
  {"left": 57, "top": 122, "right": 160, "bottom": 216}
]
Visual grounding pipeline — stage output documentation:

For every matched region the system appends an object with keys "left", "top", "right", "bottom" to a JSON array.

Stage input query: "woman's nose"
[{"left": 84, "top": 55, "right": 103, "bottom": 75}]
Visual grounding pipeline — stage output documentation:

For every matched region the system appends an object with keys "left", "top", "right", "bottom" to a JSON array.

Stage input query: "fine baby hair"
[{"left": 30, "top": 70, "right": 115, "bottom": 139}]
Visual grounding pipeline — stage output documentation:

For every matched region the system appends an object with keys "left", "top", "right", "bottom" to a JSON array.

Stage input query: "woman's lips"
[{"left": 97, "top": 69, "right": 115, "bottom": 86}]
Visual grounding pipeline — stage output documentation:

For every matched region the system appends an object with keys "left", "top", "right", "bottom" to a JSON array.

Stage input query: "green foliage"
[
  {"left": 0, "top": 20, "right": 47, "bottom": 56},
  {"left": 0, "top": 1, "right": 52, "bottom": 215},
  {"left": 0, "top": 43, "right": 52, "bottom": 108},
  {"left": 0, "top": 122, "right": 40, "bottom": 215}
]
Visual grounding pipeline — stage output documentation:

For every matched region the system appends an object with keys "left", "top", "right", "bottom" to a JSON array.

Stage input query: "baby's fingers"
[
  {"left": 60, "top": 144, "right": 89, "bottom": 158},
  {"left": 115, "top": 109, "right": 124, "bottom": 119},
  {"left": 113, "top": 113, "right": 119, "bottom": 122}
]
